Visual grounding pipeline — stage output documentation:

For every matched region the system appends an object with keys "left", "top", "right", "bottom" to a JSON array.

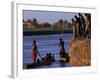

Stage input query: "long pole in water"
[{"left": 37, "top": 50, "right": 42, "bottom": 60}]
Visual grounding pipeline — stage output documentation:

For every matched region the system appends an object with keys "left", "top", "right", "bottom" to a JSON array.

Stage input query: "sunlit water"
[{"left": 23, "top": 33, "right": 73, "bottom": 68}]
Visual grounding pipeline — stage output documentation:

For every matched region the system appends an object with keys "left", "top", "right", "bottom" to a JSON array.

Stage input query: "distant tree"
[
  {"left": 27, "top": 19, "right": 31, "bottom": 23},
  {"left": 58, "top": 19, "right": 63, "bottom": 30},
  {"left": 59, "top": 19, "right": 64, "bottom": 34},
  {"left": 23, "top": 19, "right": 25, "bottom": 23},
  {"left": 33, "top": 18, "right": 37, "bottom": 23},
  {"left": 68, "top": 22, "right": 72, "bottom": 28},
  {"left": 64, "top": 20, "right": 68, "bottom": 28},
  {"left": 64, "top": 20, "right": 67, "bottom": 23},
  {"left": 45, "top": 23, "right": 51, "bottom": 28},
  {"left": 59, "top": 19, "right": 63, "bottom": 24},
  {"left": 32, "top": 18, "right": 40, "bottom": 29},
  {"left": 52, "top": 23, "right": 58, "bottom": 31}
]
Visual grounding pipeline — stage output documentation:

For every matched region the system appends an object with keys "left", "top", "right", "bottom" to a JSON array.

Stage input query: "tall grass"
[{"left": 69, "top": 38, "right": 91, "bottom": 66}]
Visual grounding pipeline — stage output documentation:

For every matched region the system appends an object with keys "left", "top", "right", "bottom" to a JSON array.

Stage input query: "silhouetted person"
[
  {"left": 78, "top": 13, "right": 86, "bottom": 37},
  {"left": 31, "top": 40, "right": 41, "bottom": 64},
  {"left": 59, "top": 38, "right": 66, "bottom": 59},
  {"left": 85, "top": 13, "right": 91, "bottom": 38},
  {"left": 72, "top": 18, "right": 77, "bottom": 39},
  {"left": 75, "top": 15, "right": 82, "bottom": 38}
]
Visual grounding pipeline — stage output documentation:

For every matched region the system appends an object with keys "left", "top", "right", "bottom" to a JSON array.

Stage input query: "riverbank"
[
  {"left": 69, "top": 38, "right": 91, "bottom": 66},
  {"left": 23, "top": 30, "right": 72, "bottom": 36}
]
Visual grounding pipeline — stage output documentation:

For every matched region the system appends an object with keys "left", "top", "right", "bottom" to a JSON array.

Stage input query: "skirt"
[{"left": 31, "top": 50, "right": 37, "bottom": 61}]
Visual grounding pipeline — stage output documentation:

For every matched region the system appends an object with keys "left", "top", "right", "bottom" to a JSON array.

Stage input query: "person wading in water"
[{"left": 31, "top": 40, "right": 41, "bottom": 64}]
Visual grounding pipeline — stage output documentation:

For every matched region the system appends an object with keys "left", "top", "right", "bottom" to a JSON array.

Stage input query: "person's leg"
[
  {"left": 89, "top": 29, "right": 91, "bottom": 38},
  {"left": 78, "top": 26, "right": 81, "bottom": 38},
  {"left": 86, "top": 31, "right": 88, "bottom": 38},
  {"left": 81, "top": 25, "right": 84, "bottom": 37},
  {"left": 77, "top": 25, "right": 79, "bottom": 38},
  {"left": 83, "top": 25, "right": 86, "bottom": 37},
  {"left": 80, "top": 26, "right": 82, "bottom": 37},
  {"left": 34, "top": 54, "right": 37, "bottom": 64},
  {"left": 33, "top": 59, "right": 36, "bottom": 64}
]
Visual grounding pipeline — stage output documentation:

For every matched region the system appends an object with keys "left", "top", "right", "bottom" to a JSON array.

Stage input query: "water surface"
[{"left": 23, "top": 33, "right": 73, "bottom": 68}]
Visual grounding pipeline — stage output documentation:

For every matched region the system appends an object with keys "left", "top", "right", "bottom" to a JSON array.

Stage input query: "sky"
[{"left": 23, "top": 10, "right": 79, "bottom": 24}]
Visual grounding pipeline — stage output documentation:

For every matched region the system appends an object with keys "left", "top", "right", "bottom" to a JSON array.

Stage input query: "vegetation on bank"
[
  {"left": 69, "top": 38, "right": 91, "bottom": 66},
  {"left": 23, "top": 18, "right": 72, "bottom": 32}
]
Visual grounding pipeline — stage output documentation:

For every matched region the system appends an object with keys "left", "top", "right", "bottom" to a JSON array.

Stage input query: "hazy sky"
[{"left": 23, "top": 10, "right": 78, "bottom": 23}]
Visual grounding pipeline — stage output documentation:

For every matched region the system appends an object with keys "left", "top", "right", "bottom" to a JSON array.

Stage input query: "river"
[{"left": 23, "top": 33, "right": 73, "bottom": 69}]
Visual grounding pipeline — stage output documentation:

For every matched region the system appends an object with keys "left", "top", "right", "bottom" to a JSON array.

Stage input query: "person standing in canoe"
[{"left": 31, "top": 40, "right": 41, "bottom": 64}]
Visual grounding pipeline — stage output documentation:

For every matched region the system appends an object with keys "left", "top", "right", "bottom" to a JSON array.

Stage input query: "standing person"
[
  {"left": 78, "top": 13, "right": 86, "bottom": 37},
  {"left": 75, "top": 15, "right": 82, "bottom": 38},
  {"left": 71, "top": 18, "right": 77, "bottom": 39},
  {"left": 59, "top": 38, "right": 66, "bottom": 59},
  {"left": 85, "top": 14, "right": 91, "bottom": 38},
  {"left": 31, "top": 40, "right": 41, "bottom": 64}
]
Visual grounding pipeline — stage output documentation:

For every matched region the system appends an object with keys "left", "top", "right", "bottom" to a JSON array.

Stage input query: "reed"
[{"left": 69, "top": 38, "right": 91, "bottom": 66}]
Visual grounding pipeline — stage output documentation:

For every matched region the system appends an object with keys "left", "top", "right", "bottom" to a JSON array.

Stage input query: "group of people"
[
  {"left": 31, "top": 38, "right": 68, "bottom": 64},
  {"left": 72, "top": 13, "right": 91, "bottom": 39},
  {"left": 37, "top": 53, "right": 55, "bottom": 65}
]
